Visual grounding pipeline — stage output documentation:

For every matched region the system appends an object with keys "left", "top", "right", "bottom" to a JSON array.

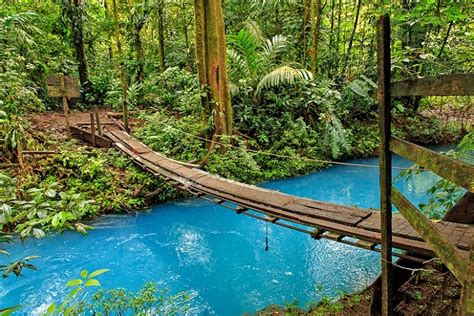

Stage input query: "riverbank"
[{"left": 255, "top": 259, "right": 462, "bottom": 315}]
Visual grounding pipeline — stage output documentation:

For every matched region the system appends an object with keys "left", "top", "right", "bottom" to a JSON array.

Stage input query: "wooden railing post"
[
  {"left": 59, "top": 73, "right": 71, "bottom": 139},
  {"left": 90, "top": 112, "right": 96, "bottom": 147},
  {"left": 377, "top": 14, "right": 393, "bottom": 316}
]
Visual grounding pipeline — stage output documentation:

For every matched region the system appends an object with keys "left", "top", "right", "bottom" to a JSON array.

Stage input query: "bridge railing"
[{"left": 376, "top": 14, "right": 474, "bottom": 315}]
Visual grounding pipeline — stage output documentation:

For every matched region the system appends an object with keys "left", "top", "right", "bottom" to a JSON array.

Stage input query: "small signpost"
[{"left": 47, "top": 74, "right": 80, "bottom": 139}]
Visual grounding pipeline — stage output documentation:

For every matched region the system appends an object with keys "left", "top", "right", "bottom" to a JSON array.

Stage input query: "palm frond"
[
  {"left": 227, "top": 48, "right": 251, "bottom": 79},
  {"left": 252, "top": 0, "right": 299, "bottom": 8},
  {"left": 241, "top": 20, "right": 265, "bottom": 43},
  {"left": 256, "top": 65, "right": 312, "bottom": 94},
  {"left": 263, "top": 34, "right": 287, "bottom": 57},
  {"left": 228, "top": 29, "right": 259, "bottom": 56}
]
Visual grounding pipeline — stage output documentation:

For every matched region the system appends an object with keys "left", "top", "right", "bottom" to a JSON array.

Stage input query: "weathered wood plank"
[
  {"left": 391, "top": 73, "right": 474, "bottom": 96},
  {"left": 391, "top": 137, "right": 474, "bottom": 192},
  {"left": 70, "top": 126, "right": 113, "bottom": 148},
  {"left": 392, "top": 187, "right": 467, "bottom": 282}
]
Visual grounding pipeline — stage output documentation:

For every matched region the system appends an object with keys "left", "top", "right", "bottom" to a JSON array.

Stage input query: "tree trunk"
[
  {"left": 310, "top": 0, "right": 322, "bottom": 77},
  {"left": 104, "top": 0, "right": 114, "bottom": 60},
  {"left": 157, "top": 1, "right": 166, "bottom": 73},
  {"left": 112, "top": 0, "right": 129, "bottom": 132},
  {"left": 341, "top": 0, "right": 361, "bottom": 76},
  {"left": 194, "top": 0, "right": 233, "bottom": 136},
  {"left": 300, "top": 0, "right": 311, "bottom": 66},
  {"left": 71, "top": 0, "right": 92, "bottom": 104},
  {"left": 328, "top": 0, "right": 335, "bottom": 77},
  {"left": 275, "top": 6, "right": 281, "bottom": 35}
]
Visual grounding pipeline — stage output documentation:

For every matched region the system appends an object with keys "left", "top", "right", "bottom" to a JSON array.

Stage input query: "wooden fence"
[{"left": 376, "top": 14, "right": 474, "bottom": 316}]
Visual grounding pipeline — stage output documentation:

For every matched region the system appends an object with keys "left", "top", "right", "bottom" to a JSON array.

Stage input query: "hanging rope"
[
  {"left": 162, "top": 124, "right": 427, "bottom": 171},
  {"left": 265, "top": 222, "right": 269, "bottom": 252}
]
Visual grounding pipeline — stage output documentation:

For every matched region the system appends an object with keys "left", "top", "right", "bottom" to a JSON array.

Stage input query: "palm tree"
[{"left": 227, "top": 21, "right": 312, "bottom": 99}]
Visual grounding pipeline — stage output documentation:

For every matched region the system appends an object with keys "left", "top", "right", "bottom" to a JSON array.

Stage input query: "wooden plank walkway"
[{"left": 98, "top": 127, "right": 473, "bottom": 261}]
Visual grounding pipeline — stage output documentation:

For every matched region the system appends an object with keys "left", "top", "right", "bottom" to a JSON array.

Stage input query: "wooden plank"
[
  {"left": 190, "top": 180, "right": 437, "bottom": 256},
  {"left": 324, "top": 232, "right": 343, "bottom": 241},
  {"left": 377, "top": 13, "right": 394, "bottom": 315},
  {"left": 356, "top": 239, "right": 376, "bottom": 250},
  {"left": 392, "top": 187, "right": 467, "bottom": 282},
  {"left": 391, "top": 137, "right": 474, "bottom": 192},
  {"left": 195, "top": 176, "right": 368, "bottom": 226},
  {"left": 391, "top": 73, "right": 474, "bottom": 96},
  {"left": 70, "top": 126, "right": 113, "bottom": 148},
  {"left": 108, "top": 130, "right": 151, "bottom": 154}
]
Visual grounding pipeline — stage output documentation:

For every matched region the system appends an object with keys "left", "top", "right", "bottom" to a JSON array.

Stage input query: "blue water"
[{"left": 1, "top": 152, "right": 445, "bottom": 315}]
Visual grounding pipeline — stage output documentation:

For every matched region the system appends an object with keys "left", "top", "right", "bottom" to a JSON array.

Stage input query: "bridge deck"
[{"left": 102, "top": 128, "right": 473, "bottom": 261}]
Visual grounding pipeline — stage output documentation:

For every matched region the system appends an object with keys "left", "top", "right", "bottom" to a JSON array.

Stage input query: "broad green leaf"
[
  {"left": 51, "top": 214, "right": 59, "bottom": 227},
  {"left": 85, "top": 279, "right": 101, "bottom": 287},
  {"left": 44, "top": 189, "right": 56, "bottom": 198},
  {"left": 0, "top": 306, "right": 19, "bottom": 316},
  {"left": 80, "top": 270, "right": 88, "bottom": 278},
  {"left": 88, "top": 268, "right": 109, "bottom": 279},
  {"left": 66, "top": 279, "right": 83, "bottom": 287},
  {"left": 32, "top": 228, "right": 45, "bottom": 239},
  {"left": 46, "top": 303, "right": 56, "bottom": 314}
]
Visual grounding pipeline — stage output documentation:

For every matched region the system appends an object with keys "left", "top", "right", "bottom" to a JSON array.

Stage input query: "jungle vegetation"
[{"left": 0, "top": 0, "right": 472, "bottom": 313}]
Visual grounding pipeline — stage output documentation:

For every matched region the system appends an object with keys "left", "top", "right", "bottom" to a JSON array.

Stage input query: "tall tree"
[
  {"left": 66, "top": 0, "right": 92, "bottom": 103},
  {"left": 310, "top": 0, "right": 322, "bottom": 77},
  {"left": 129, "top": 0, "right": 149, "bottom": 84},
  {"left": 111, "top": 0, "right": 129, "bottom": 131},
  {"left": 341, "top": 0, "right": 361, "bottom": 76},
  {"left": 194, "top": 0, "right": 233, "bottom": 136},
  {"left": 157, "top": 0, "right": 165, "bottom": 72}
]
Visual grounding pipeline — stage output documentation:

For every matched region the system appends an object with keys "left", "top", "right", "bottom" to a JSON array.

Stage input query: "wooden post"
[
  {"left": 90, "top": 112, "right": 96, "bottom": 147},
  {"left": 94, "top": 107, "right": 102, "bottom": 135},
  {"left": 59, "top": 73, "right": 71, "bottom": 139},
  {"left": 377, "top": 14, "right": 393, "bottom": 316}
]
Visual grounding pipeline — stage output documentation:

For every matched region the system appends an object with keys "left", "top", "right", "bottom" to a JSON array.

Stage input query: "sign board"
[{"left": 47, "top": 75, "right": 80, "bottom": 98}]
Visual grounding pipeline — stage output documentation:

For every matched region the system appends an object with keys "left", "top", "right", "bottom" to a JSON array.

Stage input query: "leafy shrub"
[
  {"left": 45, "top": 269, "right": 192, "bottom": 316},
  {"left": 205, "top": 137, "right": 263, "bottom": 183},
  {"left": 0, "top": 147, "right": 178, "bottom": 238},
  {"left": 135, "top": 110, "right": 208, "bottom": 163}
]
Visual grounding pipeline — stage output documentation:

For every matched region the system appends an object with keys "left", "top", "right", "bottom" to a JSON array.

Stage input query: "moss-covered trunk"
[
  {"left": 112, "top": 0, "right": 129, "bottom": 132},
  {"left": 71, "top": 0, "right": 92, "bottom": 103},
  {"left": 194, "top": 0, "right": 233, "bottom": 136}
]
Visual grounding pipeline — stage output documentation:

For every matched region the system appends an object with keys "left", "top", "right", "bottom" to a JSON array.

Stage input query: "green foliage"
[
  {"left": 44, "top": 270, "right": 192, "bottom": 316},
  {"left": 90, "top": 282, "right": 192, "bottom": 315},
  {"left": 45, "top": 268, "right": 110, "bottom": 315},
  {"left": 227, "top": 22, "right": 311, "bottom": 96},
  {"left": 0, "top": 147, "right": 178, "bottom": 238},
  {"left": 397, "top": 132, "right": 472, "bottom": 220},
  {"left": 0, "top": 232, "right": 38, "bottom": 279},
  {"left": 135, "top": 110, "right": 208, "bottom": 163},
  {"left": 205, "top": 137, "right": 263, "bottom": 183}
]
